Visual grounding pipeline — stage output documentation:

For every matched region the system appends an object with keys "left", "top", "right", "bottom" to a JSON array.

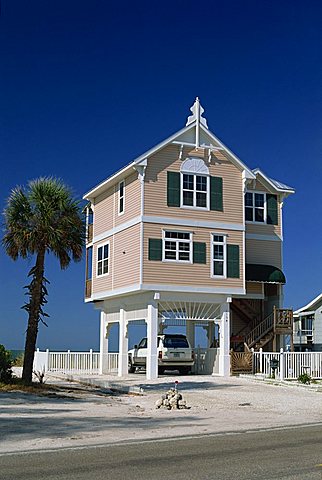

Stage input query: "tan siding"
[
  {"left": 143, "top": 223, "right": 244, "bottom": 289},
  {"left": 246, "top": 239, "right": 282, "bottom": 268},
  {"left": 113, "top": 223, "right": 141, "bottom": 289},
  {"left": 246, "top": 180, "right": 282, "bottom": 236},
  {"left": 114, "top": 172, "right": 141, "bottom": 227},
  {"left": 93, "top": 186, "right": 115, "bottom": 237},
  {"left": 246, "top": 282, "right": 263, "bottom": 294},
  {"left": 91, "top": 236, "right": 113, "bottom": 294},
  {"left": 92, "top": 172, "right": 141, "bottom": 238},
  {"left": 144, "top": 145, "right": 243, "bottom": 224}
]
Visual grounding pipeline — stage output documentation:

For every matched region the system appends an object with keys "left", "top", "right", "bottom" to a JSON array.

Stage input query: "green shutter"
[
  {"left": 227, "top": 244, "right": 240, "bottom": 278},
  {"left": 266, "top": 194, "right": 278, "bottom": 225},
  {"left": 193, "top": 242, "right": 206, "bottom": 264},
  {"left": 148, "top": 239, "right": 162, "bottom": 261},
  {"left": 210, "top": 176, "right": 223, "bottom": 211},
  {"left": 167, "top": 171, "right": 180, "bottom": 207}
]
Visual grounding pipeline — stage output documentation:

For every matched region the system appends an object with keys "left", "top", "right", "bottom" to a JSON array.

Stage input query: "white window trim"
[
  {"left": 245, "top": 190, "right": 267, "bottom": 224},
  {"left": 180, "top": 172, "right": 210, "bottom": 211},
  {"left": 118, "top": 180, "right": 125, "bottom": 216},
  {"left": 96, "top": 241, "right": 110, "bottom": 277},
  {"left": 162, "top": 229, "right": 193, "bottom": 264},
  {"left": 211, "top": 233, "right": 227, "bottom": 279}
]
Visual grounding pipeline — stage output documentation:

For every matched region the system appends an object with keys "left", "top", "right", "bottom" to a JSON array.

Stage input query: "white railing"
[
  {"left": 33, "top": 349, "right": 119, "bottom": 375},
  {"left": 253, "top": 349, "right": 322, "bottom": 380}
]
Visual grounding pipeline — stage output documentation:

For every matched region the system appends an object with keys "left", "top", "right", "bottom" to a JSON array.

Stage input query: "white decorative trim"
[
  {"left": 245, "top": 233, "right": 282, "bottom": 242},
  {"left": 181, "top": 157, "right": 209, "bottom": 175},
  {"left": 234, "top": 293, "right": 264, "bottom": 300},
  {"left": 141, "top": 284, "right": 245, "bottom": 295},
  {"left": 91, "top": 283, "right": 141, "bottom": 301},
  {"left": 186, "top": 97, "right": 208, "bottom": 129},
  {"left": 142, "top": 215, "right": 245, "bottom": 232},
  {"left": 93, "top": 216, "right": 141, "bottom": 244}
]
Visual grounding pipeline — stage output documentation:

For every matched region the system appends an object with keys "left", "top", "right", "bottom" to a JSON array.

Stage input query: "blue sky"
[{"left": 1, "top": 0, "right": 322, "bottom": 351}]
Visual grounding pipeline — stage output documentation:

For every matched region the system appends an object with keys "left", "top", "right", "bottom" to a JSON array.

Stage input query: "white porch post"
[
  {"left": 118, "top": 308, "right": 129, "bottom": 377},
  {"left": 186, "top": 320, "right": 195, "bottom": 348},
  {"left": 146, "top": 300, "right": 158, "bottom": 380},
  {"left": 99, "top": 312, "right": 108, "bottom": 374},
  {"left": 219, "top": 298, "right": 231, "bottom": 376}
]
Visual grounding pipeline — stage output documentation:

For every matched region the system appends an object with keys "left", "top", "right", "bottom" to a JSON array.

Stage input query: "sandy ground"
[{"left": 1, "top": 372, "right": 322, "bottom": 454}]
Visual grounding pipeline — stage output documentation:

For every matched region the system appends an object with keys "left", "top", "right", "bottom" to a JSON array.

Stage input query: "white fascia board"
[
  {"left": 253, "top": 168, "right": 295, "bottom": 195},
  {"left": 199, "top": 124, "right": 255, "bottom": 179},
  {"left": 294, "top": 293, "right": 322, "bottom": 315}
]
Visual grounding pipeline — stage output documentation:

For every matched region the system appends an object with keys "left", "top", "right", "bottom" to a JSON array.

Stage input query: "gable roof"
[
  {"left": 84, "top": 98, "right": 292, "bottom": 200},
  {"left": 294, "top": 293, "right": 322, "bottom": 316},
  {"left": 253, "top": 168, "right": 295, "bottom": 195}
]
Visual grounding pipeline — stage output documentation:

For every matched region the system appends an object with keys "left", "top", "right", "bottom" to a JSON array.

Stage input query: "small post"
[
  {"left": 67, "top": 349, "right": 71, "bottom": 372},
  {"left": 89, "top": 348, "right": 93, "bottom": 373},
  {"left": 279, "top": 348, "right": 284, "bottom": 381},
  {"left": 45, "top": 348, "right": 49, "bottom": 372},
  {"left": 259, "top": 347, "right": 263, "bottom": 374}
]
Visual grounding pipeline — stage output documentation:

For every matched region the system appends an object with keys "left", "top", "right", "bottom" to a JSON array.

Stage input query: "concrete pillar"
[
  {"left": 99, "top": 312, "right": 108, "bottom": 374},
  {"left": 219, "top": 299, "right": 231, "bottom": 376},
  {"left": 146, "top": 301, "right": 158, "bottom": 380},
  {"left": 118, "top": 308, "right": 129, "bottom": 377},
  {"left": 186, "top": 320, "right": 195, "bottom": 348}
]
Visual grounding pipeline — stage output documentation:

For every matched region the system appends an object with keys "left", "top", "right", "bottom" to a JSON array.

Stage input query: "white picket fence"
[
  {"left": 33, "top": 349, "right": 118, "bottom": 375},
  {"left": 253, "top": 349, "right": 322, "bottom": 380}
]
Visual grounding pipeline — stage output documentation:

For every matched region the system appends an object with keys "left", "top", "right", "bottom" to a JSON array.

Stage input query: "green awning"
[{"left": 246, "top": 264, "right": 286, "bottom": 284}]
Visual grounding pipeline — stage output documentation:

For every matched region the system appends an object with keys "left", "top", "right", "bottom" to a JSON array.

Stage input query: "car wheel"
[{"left": 128, "top": 358, "right": 136, "bottom": 373}]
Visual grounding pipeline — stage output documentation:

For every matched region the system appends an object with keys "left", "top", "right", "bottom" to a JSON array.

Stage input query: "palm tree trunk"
[{"left": 22, "top": 248, "right": 46, "bottom": 384}]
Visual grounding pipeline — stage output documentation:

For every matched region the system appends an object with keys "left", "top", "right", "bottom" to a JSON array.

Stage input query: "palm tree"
[{"left": 2, "top": 177, "right": 85, "bottom": 384}]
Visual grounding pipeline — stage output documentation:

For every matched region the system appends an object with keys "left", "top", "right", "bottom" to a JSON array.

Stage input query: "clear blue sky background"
[{"left": 1, "top": 0, "right": 322, "bottom": 351}]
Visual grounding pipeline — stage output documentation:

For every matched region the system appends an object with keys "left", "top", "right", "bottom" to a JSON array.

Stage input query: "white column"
[
  {"left": 99, "top": 312, "right": 108, "bottom": 374},
  {"left": 146, "top": 301, "right": 158, "bottom": 380},
  {"left": 279, "top": 348, "right": 284, "bottom": 381},
  {"left": 186, "top": 321, "right": 195, "bottom": 348},
  {"left": 118, "top": 308, "right": 129, "bottom": 377},
  {"left": 219, "top": 299, "right": 231, "bottom": 376}
]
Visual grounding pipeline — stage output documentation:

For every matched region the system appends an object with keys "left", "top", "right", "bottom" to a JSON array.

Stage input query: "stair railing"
[{"left": 246, "top": 312, "right": 274, "bottom": 349}]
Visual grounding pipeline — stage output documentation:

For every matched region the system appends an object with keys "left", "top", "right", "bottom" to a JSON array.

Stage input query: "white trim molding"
[
  {"left": 245, "top": 233, "right": 282, "bottom": 242},
  {"left": 142, "top": 215, "right": 245, "bottom": 232}
]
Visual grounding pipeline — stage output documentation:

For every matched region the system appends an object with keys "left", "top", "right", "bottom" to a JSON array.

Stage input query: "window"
[
  {"left": 163, "top": 231, "right": 192, "bottom": 262},
  {"left": 300, "top": 315, "right": 314, "bottom": 335},
  {"left": 211, "top": 234, "right": 227, "bottom": 277},
  {"left": 97, "top": 243, "right": 109, "bottom": 276},
  {"left": 118, "top": 180, "right": 125, "bottom": 215},
  {"left": 182, "top": 173, "right": 209, "bottom": 209},
  {"left": 245, "top": 192, "right": 265, "bottom": 222}
]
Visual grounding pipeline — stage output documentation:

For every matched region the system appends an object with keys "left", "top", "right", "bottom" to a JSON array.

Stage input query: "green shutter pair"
[
  {"left": 266, "top": 194, "right": 278, "bottom": 225},
  {"left": 167, "top": 171, "right": 223, "bottom": 211},
  {"left": 148, "top": 239, "right": 240, "bottom": 278},
  {"left": 148, "top": 239, "right": 206, "bottom": 264}
]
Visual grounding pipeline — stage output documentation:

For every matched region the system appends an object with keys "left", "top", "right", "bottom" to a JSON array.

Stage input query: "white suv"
[{"left": 128, "top": 334, "right": 194, "bottom": 374}]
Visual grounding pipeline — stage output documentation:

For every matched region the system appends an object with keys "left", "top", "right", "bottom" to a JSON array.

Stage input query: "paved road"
[{"left": 1, "top": 424, "right": 322, "bottom": 479}]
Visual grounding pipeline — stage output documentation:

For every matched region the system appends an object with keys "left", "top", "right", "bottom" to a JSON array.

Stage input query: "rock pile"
[{"left": 155, "top": 385, "right": 190, "bottom": 410}]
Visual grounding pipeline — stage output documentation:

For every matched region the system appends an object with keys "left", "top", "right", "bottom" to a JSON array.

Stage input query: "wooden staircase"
[{"left": 245, "top": 307, "right": 293, "bottom": 351}]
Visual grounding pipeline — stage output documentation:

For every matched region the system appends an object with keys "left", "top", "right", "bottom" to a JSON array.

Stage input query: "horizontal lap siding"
[
  {"left": 246, "top": 282, "right": 263, "bottom": 294},
  {"left": 92, "top": 236, "right": 113, "bottom": 294},
  {"left": 113, "top": 223, "right": 141, "bottom": 289},
  {"left": 246, "top": 239, "right": 282, "bottom": 268},
  {"left": 93, "top": 172, "right": 141, "bottom": 237},
  {"left": 115, "top": 172, "right": 141, "bottom": 227},
  {"left": 144, "top": 145, "right": 243, "bottom": 224},
  {"left": 143, "top": 223, "right": 243, "bottom": 288},
  {"left": 93, "top": 186, "right": 114, "bottom": 237}
]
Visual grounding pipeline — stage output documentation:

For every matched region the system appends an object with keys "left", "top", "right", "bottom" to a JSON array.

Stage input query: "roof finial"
[{"left": 185, "top": 97, "right": 208, "bottom": 129}]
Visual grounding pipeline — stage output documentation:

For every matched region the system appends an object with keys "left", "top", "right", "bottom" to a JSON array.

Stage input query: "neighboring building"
[
  {"left": 293, "top": 294, "right": 322, "bottom": 351},
  {"left": 83, "top": 98, "right": 294, "bottom": 379}
]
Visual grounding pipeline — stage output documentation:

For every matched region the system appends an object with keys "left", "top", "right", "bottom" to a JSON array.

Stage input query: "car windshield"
[{"left": 163, "top": 337, "right": 189, "bottom": 348}]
